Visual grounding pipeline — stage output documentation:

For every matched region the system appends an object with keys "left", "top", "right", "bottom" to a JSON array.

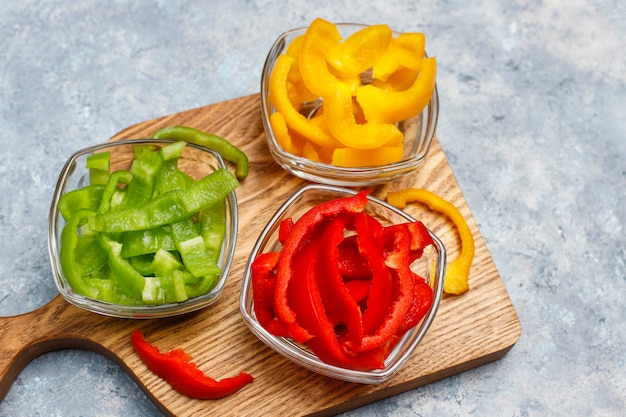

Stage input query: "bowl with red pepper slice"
[
  {"left": 260, "top": 18, "right": 439, "bottom": 187},
  {"left": 48, "top": 139, "right": 239, "bottom": 318},
  {"left": 239, "top": 184, "right": 445, "bottom": 383}
]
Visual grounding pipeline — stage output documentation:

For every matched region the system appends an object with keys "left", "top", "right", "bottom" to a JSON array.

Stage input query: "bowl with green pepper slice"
[{"left": 48, "top": 139, "right": 239, "bottom": 318}]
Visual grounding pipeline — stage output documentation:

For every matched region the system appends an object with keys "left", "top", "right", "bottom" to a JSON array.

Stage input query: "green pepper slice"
[
  {"left": 151, "top": 126, "right": 249, "bottom": 180},
  {"left": 88, "top": 168, "right": 238, "bottom": 233}
]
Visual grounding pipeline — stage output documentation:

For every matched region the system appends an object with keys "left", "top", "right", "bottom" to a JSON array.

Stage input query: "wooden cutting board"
[{"left": 0, "top": 93, "right": 521, "bottom": 416}]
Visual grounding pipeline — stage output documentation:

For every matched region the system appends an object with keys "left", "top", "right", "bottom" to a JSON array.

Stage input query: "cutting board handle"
[{"left": 0, "top": 295, "right": 130, "bottom": 401}]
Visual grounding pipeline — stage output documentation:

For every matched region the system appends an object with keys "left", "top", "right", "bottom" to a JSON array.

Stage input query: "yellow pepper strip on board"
[
  {"left": 326, "top": 24, "right": 393, "bottom": 78},
  {"left": 357, "top": 56, "right": 437, "bottom": 124},
  {"left": 269, "top": 53, "right": 342, "bottom": 149},
  {"left": 324, "top": 82, "right": 404, "bottom": 150},
  {"left": 386, "top": 188, "right": 474, "bottom": 295}
]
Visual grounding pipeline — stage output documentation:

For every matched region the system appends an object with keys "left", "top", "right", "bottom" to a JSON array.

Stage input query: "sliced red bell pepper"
[
  {"left": 398, "top": 273, "right": 433, "bottom": 334},
  {"left": 278, "top": 218, "right": 294, "bottom": 245},
  {"left": 348, "top": 224, "right": 416, "bottom": 353},
  {"left": 337, "top": 234, "right": 371, "bottom": 279},
  {"left": 315, "top": 215, "right": 363, "bottom": 346},
  {"left": 131, "top": 329, "right": 253, "bottom": 400},
  {"left": 288, "top": 238, "right": 385, "bottom": 370},
  {"left": 344, "top": 279, "right": 370, "bottom": 304},
  {"left": 273, "top": 190, "right": 369, "bottom": 343},
  {"left": 353, "top": 211, "right": 394, "bottom": 336},
  {"left": 250, "top": 251, "right": 289, "bottom": 337},
  {"left": 252, "top": 190, "right": 437, "bottom": 371}
]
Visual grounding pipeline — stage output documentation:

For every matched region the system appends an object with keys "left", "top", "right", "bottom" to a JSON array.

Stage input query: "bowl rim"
[
  {"left": 239, "top": 184, "right": 446, "bottom": 383},
  {"left": 260, "top": 23, "right": 440, "bottom": 186},
  {"left": 47, "top": 138, "right": 239, "bottom": 319}
]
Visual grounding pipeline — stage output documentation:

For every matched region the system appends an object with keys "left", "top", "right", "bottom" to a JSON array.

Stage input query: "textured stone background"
[{"left": 1, "top": 0, "right": 624, "bottom": 416}]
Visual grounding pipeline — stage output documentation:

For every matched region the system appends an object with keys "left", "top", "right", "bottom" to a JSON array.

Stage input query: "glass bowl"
[
  {"left": 48, "top": 139, "right": 238, "bottom": 319},
  {"left": 260, "top": 23, "right": 439, "bottom": 187},
  {"left": 239, "top": 184, "right": 445, "bottom": 383}
]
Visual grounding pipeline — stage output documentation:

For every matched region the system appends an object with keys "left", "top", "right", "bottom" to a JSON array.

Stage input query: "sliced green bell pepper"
[
  {"left": 151, "top": 126, "right": 249, "bottom": 181},
  {"left": 58, "top": 140, "right": 237, "bottom": 306}
]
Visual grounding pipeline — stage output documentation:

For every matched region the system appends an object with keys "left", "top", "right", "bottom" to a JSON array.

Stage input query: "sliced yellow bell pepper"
[
  {"left": 269, "top": 111, "right": 302, "bottom": 155},
  {"left": 372, "top": 32, "right": 425, "bottom": 81},
  {"left": 326, "top": 24, "right": 392, "bottom": 78},
  {"left": 371, "top": 66, "right": 420, "bottom": 91},
  {"left": 301, "top": 140, "right": 321, "bottom": 162},
  {"left": 267, "top": 18, "right": 437, "bottom": 168},
  {"left": 386, "top": 188, "right": 474, "bottom": 295},
  {"left": 298, "top": 17, "right": 361, "bottom": 97},
  {"left": 357, "top": 56, "right": 437, "bottom": 124},
  {"left": 331, "top": 145, "right": 403, "bottom": 167},
  {"left": 324, "top": 83, "right": 404, "bottom": 150},
  {"left": 285, "top": 34, "right": 318, "bottom": 106},
  {"left": 269, "top": 53, "right": 342, "bottom": 149}
]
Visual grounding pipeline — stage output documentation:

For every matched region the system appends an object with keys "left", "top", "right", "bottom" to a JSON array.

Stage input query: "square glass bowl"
[
  {"left": 48, "top": 139, "right": 238, "bottom": 319},
  {"left": 260, "top": 23, "right": 439, "bottom": 187},
  {"left": 239, "top": 184, "right": 446, "bottom": 383}
]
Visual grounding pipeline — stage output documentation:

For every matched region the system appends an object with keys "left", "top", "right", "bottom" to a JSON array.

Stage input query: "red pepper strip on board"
[
  {"left": 131, "top": 330, "right": 253, "bottom": 400},
  {"left": 274, "top": 190, "right": 370, "bottom": 343}
]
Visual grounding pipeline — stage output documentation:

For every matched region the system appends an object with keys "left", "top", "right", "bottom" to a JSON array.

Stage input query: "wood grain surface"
[{"left": 0, "top": 93, "right": 521, "bottom": 416}]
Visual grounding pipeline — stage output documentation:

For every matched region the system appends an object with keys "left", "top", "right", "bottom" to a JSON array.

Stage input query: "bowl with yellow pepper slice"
[{"left": 261, "top": 18, "right": 439, "bottom": 186}]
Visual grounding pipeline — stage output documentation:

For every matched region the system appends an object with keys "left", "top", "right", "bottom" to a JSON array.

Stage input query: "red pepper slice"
[
  {"left": 399, "top": 273, "right": 433, "bottom": 334},
  {"left": 386, "top": 220, "right": 434, "bottom": 251},
  {"left": 315, "top": 215, "right": 363, "bottom": 346},
  {"left": 278, "top": 217, "right": 294, "bottom": 244},
  {"left": 288, "top": 239, "right": 343, "bottom": 363},
  {"left": 274, "top": 190, "right": 369, "bottom": 343},
  {"left": 337, "top": 234, "right": 371, "bottom": 279},
  {"left": 348, "top": 224, "right": 416, "bottom": 353},
  {"left": 131, "top": 329, "right": 254, "bottom": 400},
  {"left": 250, "top": 251, "right": 290, "bottom": 337},
  {"left": 354, "top": 211, "right": 394, "bottom": 336},
  {"left": 344, "top": 279, "right": 370, "bottom": 303},
  {"left": 289, "top": 238, "right": 385, "bottom": 370}
]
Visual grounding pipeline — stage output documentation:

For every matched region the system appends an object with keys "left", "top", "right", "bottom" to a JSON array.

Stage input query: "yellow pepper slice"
[
  {"left": 357, "top": 56, "right": 437, "bottom": 124},
  {"left": 269, "top": 111, "right": 302, "bottom": 155},
  {"left": 371, "top": 66, "right": 420, "bottom": 91},
  {"left": 326, "top": 24, "right": 392, "bottom": 78},
  {"left": 372, "top": 32, "right": 425, "bottom": 81},
  {"left": 298, "top": 17, "right": 361, "bottom": 97},
  {"left": 284, "top": 34, "right": 318, "bottom": 106},
  {"left": 386, "top": 188, "right": 474, "bottom": 295},
  {"left": 324, "top": 83, "right": 404, "bottom": 150},
  {"left": 269, "top": 53, "right": 342, "bottom": 149},
  {"left": 331, "top": 144, "right": 403, "bottom": 167}
]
